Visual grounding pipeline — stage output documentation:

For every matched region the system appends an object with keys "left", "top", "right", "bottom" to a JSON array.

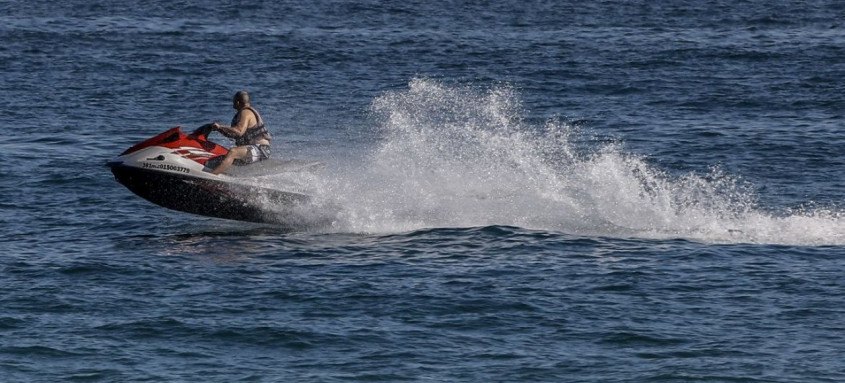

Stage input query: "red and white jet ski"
[{"left": 107, "top": 125, "right": 311, "bottom": 225}]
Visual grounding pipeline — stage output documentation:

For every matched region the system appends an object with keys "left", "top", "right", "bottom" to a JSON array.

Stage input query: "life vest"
[{"left": 231, "top": 106, "right": 271, "bottom": 146}]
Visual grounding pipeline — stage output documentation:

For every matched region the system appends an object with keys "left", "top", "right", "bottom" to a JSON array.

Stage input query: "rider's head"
[{"left": 232, "top": 91, "right": 250, "bottom": 110}]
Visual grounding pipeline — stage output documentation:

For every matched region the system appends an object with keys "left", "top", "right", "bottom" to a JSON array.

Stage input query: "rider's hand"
[{"left": 211, "top": 122, "right": 221, "bottom": 130}]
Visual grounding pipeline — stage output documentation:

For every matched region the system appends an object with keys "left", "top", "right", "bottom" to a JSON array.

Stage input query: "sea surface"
[{"left": 1, "top": 1, "right": 844, "bottom": 382}]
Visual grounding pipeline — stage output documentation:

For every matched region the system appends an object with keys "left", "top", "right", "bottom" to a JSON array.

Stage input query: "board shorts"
[{"left": 241, "top": 144, "right": 271, "bottom": 165}]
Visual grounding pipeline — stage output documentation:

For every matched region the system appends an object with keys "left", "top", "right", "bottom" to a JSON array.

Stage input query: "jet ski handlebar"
[{"left": 191, "top": 123, "right": 215, "bottom": 138}]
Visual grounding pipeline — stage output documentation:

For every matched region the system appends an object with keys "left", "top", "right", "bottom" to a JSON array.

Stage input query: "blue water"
[{"left": 2, "top": 1, "right": 844, "bottom": 381}]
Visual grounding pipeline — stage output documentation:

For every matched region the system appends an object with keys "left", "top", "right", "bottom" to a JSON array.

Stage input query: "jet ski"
[{"left": 107, "top": 125, "right": 312, "bottom": 225}]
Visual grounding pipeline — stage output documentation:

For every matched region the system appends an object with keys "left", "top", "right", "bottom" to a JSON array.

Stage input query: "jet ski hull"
[{"left": 110, "top": 164, "right": 309, "bottom": 225}]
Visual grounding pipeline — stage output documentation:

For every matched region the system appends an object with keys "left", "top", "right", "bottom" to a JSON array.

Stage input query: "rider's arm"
[{"left": 213, "top": 111, "right": 252, "bottom": 137}]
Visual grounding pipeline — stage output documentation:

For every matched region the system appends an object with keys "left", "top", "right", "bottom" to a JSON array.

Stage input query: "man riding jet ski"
[{"left": 107, "top": 92, "right": 313, "bottom": 225}]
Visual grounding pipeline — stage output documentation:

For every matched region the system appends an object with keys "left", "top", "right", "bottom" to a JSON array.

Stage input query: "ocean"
[{"left": 1, "top": 1, "right": 843, "bottom": 381}]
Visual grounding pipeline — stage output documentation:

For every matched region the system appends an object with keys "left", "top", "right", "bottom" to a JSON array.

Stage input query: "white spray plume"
[{"left": 270, "top": 78, "right": 843, "bottom": 246}]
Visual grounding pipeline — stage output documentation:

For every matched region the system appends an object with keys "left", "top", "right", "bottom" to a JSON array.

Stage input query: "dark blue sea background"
[{"left": 2, "top": 1, "right": 844, "bottom": 381}]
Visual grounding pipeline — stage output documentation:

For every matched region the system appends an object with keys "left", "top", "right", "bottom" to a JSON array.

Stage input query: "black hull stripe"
[{"left": 110, "top": 165, "right": 308, "bottom": 225}]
